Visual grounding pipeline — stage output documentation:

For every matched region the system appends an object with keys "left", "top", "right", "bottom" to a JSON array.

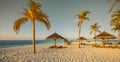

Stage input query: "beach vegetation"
[
  {"left": 64, "top": 39, "right": 72, "bottom": 46},
  {"left": 110, "top": 9, "right": 120, "bottom": 44},
  {"left": 76, "top": 10, "right": 90, "bottom": 48},
  {"left": 108, "top": 0, "right": 120, "bottom": 13},
  {"left": 13, "top": 0, "right": 51, "bottom": 53},
  {"left": 90, "top": 23, "right": 101, "bottom": 45}
]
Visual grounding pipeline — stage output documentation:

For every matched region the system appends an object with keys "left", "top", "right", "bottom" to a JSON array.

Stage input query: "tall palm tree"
[
  {"left": 13, "top": 0, "right": 51, "bottom": 53},
  {"left": 76, "top": 10, "right": 90, "bottom": 48},
  {"left": 90, "top": 23, "right": 101, "bottom": 45},
  {"left": 110, "top": 9, "right": 120, "bottom": 43},
  {"left": 108, "top": 0, "right": 120, "bottom": 13}
]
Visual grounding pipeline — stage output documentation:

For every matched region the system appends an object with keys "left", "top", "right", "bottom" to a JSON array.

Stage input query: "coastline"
[
  {"left": 0, "top": 41, "right": 120, "bottom": 62},
  {"left": 0, "top": 40, "right": 118, "bottom": 48}
]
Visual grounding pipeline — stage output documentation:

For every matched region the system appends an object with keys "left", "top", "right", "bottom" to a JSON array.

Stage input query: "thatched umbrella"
[
  {"left": 94, "top": 31, "right": 116, "bottom": 45},
  {"left": 94, "top": 31, "right": 116, "bottom": 39},
  {"left": 77, "top": 37, "right": 87, "bottom": 45},
  {"left": 77, "top": 37, "right": 87, "bottom": 40},
  {"left": 46, "top": 32, "right": 65, "bottom": 48}
]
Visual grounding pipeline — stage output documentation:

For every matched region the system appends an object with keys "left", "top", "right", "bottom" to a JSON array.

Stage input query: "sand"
[{"left": 0, "top": 42, "right": 120, "bottom": 62}]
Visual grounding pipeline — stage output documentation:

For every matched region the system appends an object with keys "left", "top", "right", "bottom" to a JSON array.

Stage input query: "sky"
[{"left": 0, "top": 0, "right": 118, "bottom": 40}]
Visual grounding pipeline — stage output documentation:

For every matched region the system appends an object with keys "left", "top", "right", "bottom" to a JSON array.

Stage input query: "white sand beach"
[{"left": 0, "top": 42, "right": 120, "bottom": 62}]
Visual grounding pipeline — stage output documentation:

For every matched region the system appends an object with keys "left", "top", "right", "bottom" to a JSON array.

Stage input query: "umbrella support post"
[
  {"left": 54, "top": 39, "right": 57, "bottom": 48},
  {"left": 78, "top": 40, "right": 80, "bottom": 48}
]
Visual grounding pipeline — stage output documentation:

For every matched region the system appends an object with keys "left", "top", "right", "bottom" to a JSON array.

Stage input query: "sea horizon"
[{"left": 0, "top": 39, "right": 118, "bottom": 48}]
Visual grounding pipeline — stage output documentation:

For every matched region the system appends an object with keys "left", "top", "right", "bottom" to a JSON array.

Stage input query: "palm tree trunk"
[
  {"left": 118, "top": 29, "right": 120, "bottom": 43},
  {"left": 32, "top": 20, "right": 36, "bottom": 53},
  {"left": 78, "top": 26, "right": 81, "bottom": 48}
]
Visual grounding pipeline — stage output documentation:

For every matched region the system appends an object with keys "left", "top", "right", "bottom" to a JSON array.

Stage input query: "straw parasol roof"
[
  {"left": 46, "top": 32, "right": 65, "bottom": 40},
  {"left": 77, "top": 37, "right": 87, "bottom": 40},
  {"left": 94, "top": 31, "right": 116, "bottom": 39},
  {"left": 46, "top": 32, "right": 65, "bottom": 48}
]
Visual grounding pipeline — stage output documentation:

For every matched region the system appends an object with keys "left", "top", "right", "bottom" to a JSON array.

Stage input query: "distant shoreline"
[{"left": 0, "top": 40, "right": 118, "bottom": 48}]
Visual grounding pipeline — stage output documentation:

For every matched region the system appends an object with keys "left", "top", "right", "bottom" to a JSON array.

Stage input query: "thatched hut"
[
  {"left": 94, "top": 31, "right": 116, "bottom": 39},
  {"left": 77, "top": 37, "right": 87, "bottom": 40},
  {"left": 46, "top": 32, "right": 65, "bottom": 48},
  {"left": 94, "top": 31, "right": 116, "bottom": 45}
]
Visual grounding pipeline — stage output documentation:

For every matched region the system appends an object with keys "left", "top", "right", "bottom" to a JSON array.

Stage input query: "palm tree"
[
  {"left": 13, "top": 0, "right": 51, "bottom": 53},
  {"left": 108, "top": 0, "right": 120, "bottom": 13},
  {"left": 76, "top": 10, "right": 90, "bottom": 48},
  {"left": 110, "top": 9, "right": 120, "bottom": 43},
  {"left": 90, "top": 23, "right": 101, "bottom": 45},
  {"left": 64, "top": 38, "right": 72, "bottom": 46}
]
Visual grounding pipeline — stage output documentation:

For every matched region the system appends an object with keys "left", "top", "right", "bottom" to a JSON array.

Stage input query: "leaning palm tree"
[
  {"left": 13, "top": 0, "right": 51, "bottom": 53},
  {"left": 76, "top": 10, "right": 90, "bottom": 48},
  {"left": 90, "top": 23, "right": 101, "bottom": 45},
  {"left": 108, "top": 0, "right": 120, "bottom": 13},
  {"left": 110, "top": 9, "right": 120, "bottom": 43}
]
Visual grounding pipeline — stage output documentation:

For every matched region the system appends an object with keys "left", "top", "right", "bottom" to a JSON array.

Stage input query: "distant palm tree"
[
  {"left": 76, "top": 10, "right": 90, "bottom": 48},
  {"left": 108, "top": 0, "right": 120, "bottom": 13},
  {"left": 64, "top": 38, "right": 72, "bottom": 46},
  {"left": 13, "top": 0, "right": 51, "bottom": 53},
  {"left": 90, "top": 23, "right": 101, "bottom": 45},
  {"left": 110, "top": 9, "right": 120, "bottom": 43}
]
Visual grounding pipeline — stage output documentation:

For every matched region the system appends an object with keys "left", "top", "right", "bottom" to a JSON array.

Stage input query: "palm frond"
[
  {"left": 29, "top": 0, "right": 42, "bottom": 9},
  {"left": 111, "top": 14, "right": 120, "bottom": 18},
  {"left": 23, "top": 8, "right": 32, "bottom": 19},
  {"left": 110, "top": 18, "right": 118, "bottom": 25},
  {"left": 96, "top": 23, "right": 101, "bottom": 28},
  {"left": 109, "top": 3, "right": 115, "bottom": 13},
  {"left": 111, "top": 19, "right": 120, "bottom": 26},
  {"left": 115, "top": 20, "right": 120, "bottom": 25},
  {"left": 94, "top": 23, "right": 97, "bottom": 26},
  {"left": 90, "top": 23, "right": 95, "bottom": 27},
  {"left": 111, "top": 27, "right": 118, "bottom": 32},
  {"left": 82, "top": 10, "right": 90, "bottom": 17},
  {"left": 90, "top": 31, "right": 93, "bottom": 35},
  {"left": 90, "top": 23, "right": 101, "bottom": 35},
  {"left": 111, "top": 23, "right": 120, "bottom": 32},
  {"left": 115, "top": 9, "right": 120, "bottom": 13},
  {"left": 23, "top": 8, "right": 28, "bottom": 16},
  {"left": 110, "top": 9, "right": 120, "bottom": 27},
  {"left": 109, "top": 0, "right": 120, "bottom": 13},
  {"left": 97, "top": 30, "right": 101, "bottom": 33},
  {"left": 75, "top": 14, "right": 80, "bottom": 17},
  {"left": 75, "top": 14, "right": 81, "bottom": 19},
  {"left": 13, "top": 17, "right": 28, "bottom": 34},
  {"left": 76, "top": 10, "right": 90, "bottom": 19},
  {"left": 36, "top": 11, "right": 49, "bottom": 18},
  {"left": 37, "top": 17, "right": 51, "bottom": 30},
  {"left": 83, "top": 17, "right": 90, "bottom": 21}
]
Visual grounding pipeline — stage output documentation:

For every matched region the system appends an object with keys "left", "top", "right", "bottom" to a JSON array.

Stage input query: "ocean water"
[
  {"left": 0, "top": 40, "right": 118, "bottom": 48},
  {"left": 0, "top": 40, "right": 65, "bottom": 48}
]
